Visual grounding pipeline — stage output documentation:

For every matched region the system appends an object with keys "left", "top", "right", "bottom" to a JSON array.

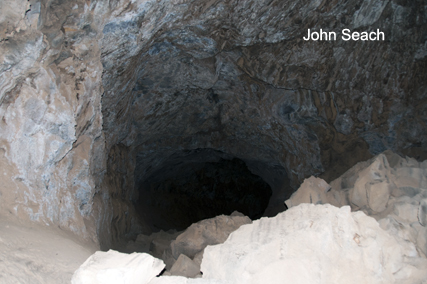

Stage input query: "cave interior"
[{"left": 0, "top": 0, "right": 426, "bottom": 255}]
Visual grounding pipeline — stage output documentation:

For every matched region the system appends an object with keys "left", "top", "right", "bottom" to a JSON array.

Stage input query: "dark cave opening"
[{"left": 134, "top": 149, "right": 273, "bottom": 232}]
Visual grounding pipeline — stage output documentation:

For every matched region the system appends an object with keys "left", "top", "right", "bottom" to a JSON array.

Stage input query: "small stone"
[{"left": 169, "top": 254, "right": 200, "bottom": 278}]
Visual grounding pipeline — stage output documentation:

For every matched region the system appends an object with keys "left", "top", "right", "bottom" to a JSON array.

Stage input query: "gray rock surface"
[{"left": 0, "top": 0, "right": 104, "bottom": 244}]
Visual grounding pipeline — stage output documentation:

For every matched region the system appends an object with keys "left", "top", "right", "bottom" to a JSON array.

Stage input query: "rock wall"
[
  {"left": 0, "top": 0, "right": 104, "bottom": 243},
  {"left": 0, "top": 0, "right": 426, "bottom": 247}
]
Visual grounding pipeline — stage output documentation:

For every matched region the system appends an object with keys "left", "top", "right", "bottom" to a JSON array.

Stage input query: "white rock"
[
  {"left": 71, "top": 250, "right": 165, "bottom": 284},
  {"left": 378, "top": 217, "right": 419, "bottom": 257},
  {"left": 201, "top": 204, "right": 417, "bottom": 284},
  {"left": 284, "top": 151, "right": 427, "bottom": 267}
]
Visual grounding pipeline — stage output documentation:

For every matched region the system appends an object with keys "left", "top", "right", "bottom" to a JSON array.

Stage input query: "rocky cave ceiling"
[
  {"left": 99, "top": 0, "right": 427, "bottom": 236},
  {"left": 99, "top": 0, "right": 426, "bottom": 183},
  {"left": 0, "top": 0, "right": 426, "bottom": 248}
]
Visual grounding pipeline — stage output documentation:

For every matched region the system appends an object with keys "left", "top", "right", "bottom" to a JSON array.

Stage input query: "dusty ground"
[{"left": 0, "top": 213, "right": 97, "bottom": 284}]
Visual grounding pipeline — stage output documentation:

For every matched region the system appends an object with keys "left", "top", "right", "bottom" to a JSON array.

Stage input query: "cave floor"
[{"left": 0, "top": 214, "right": 97, "bottom": 284}]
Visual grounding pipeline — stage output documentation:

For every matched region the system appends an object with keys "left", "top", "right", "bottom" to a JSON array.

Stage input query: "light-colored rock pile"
[
  {"left": 72, "top": 204, "right": 427, "bottom": 284},
  {"left": 201, "top": 204, "right": 427, "bottom": 284},
  {"left": 120, "top": 212, "right": 251, "bottom": 278},
  {"left": 162, "top": 212, "right": 251, "bottom": 277},
  {"left": 72, "top": 152, "right": 427, "bottom": 283},
  {"left": 286, "top": 151, "right": 427, "bottom": 259},
  {"left": 72, "top": 212, "right": 251, "bottom": 283}
]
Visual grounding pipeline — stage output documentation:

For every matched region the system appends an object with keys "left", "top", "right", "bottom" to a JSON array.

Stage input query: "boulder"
[
  {"left": 285, "top": 152, "right": 427, "bottom": 264},
  {"left": 350, "top": 154, "right": 393, "bottom": 210},
  {"left": 284, "top": 176, "right": 331, "bottom": 208},
  {"left": 169, "top": 254, "right": 201, "bottom": 278},
  {"left": 163, "top": 213, "right": 251, "bottom": 269},
  {"left": 71, "top": 250, "right": 164, "bottom": 284},
  {"left": 149, "top": 230, "right": 181, "bottom": 259},
  {"left": 201, "top": 204, "right": 427, "bottom": 284}
]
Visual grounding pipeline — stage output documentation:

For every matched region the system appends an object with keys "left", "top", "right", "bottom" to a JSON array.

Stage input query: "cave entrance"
[{"left": 135, "top": 149, "right": 273, "bottom": 232}]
